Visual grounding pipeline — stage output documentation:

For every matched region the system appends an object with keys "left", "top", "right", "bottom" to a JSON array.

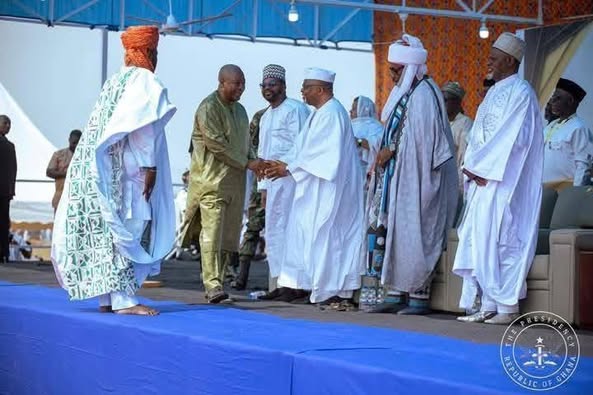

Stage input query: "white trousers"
[{"left": 480, "top": 293, "right": 519, "bottom": 314}]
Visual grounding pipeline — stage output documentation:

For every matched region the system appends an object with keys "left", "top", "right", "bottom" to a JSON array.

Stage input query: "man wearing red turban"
[{"left": 51, "top": 26, "right": 177, "bottom": 316}]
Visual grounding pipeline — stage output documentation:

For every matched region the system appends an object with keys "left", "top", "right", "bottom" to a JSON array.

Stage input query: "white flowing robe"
[
  {"left": 365, "top": 79, "right": 458, "bottom": 293},
  {"left": 453, "top": 74, "right": 544, "bottom": 309},
  {"left": 257, "top": 98, "right": 310, "bottom": 277},
  {"left": 352, "top": 118, "right": 383, "bottom": 177},
  {"left": 278, "top": 98, "right": 364, "bottom": 303},
  {"left": 52, "top": 67, "right": 176, "bottom": 299},
  {"left": 543, "top": 115, "right": 593, "bottom": 186},
  {"left": 351, "top": 96, "right": 384, "bottom": 177}
]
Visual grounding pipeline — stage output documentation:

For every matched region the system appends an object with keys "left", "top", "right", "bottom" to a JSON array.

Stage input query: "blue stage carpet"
[{"left": 1, "top": 281, "right": 592, "bottom": 395}]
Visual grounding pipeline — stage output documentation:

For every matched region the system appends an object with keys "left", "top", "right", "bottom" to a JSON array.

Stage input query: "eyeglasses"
[{"left": 260, "top": 82, "right": 279, "bottom": 89}]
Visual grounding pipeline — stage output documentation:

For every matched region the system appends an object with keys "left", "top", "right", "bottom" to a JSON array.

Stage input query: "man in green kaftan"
[
  {"left": 182, "top": 64, "right": 263, "bottom": 303},
  {"left": 51, "top": 26, "right": 177, "bottom": 316}
]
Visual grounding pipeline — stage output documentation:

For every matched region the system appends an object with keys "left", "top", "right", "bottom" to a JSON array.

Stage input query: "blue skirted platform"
[{"left": 1, "top": 281, "right": 592, "bottom": 395}]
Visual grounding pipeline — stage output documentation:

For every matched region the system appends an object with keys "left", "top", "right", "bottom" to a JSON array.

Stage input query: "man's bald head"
[
  {"left": 218, "top": 64, "right": 246, "bottom": 103},
  {"left": 218, "top": 64, "right": 244, "bottom": 83}
]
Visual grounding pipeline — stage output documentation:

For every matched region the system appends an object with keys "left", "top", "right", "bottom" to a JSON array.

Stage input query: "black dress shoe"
[
  {"left": 289, "top": 293, "right": 312, "bottom": 304},
  {"left": 275, "top": 288, "right": 308, "bottom": 303},
  {"left": 318, "top": 295, "right": 344, "bottom": 306}
]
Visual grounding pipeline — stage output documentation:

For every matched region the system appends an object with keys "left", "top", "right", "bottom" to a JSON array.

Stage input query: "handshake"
[{"left": 247, "top": 159, "right": 289, "bottom": 181}]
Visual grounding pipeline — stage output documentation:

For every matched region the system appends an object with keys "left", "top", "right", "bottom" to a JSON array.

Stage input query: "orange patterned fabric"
[
  {"left": 121, "top": 26, "right": 160, "bottom": 72},
  {"left": 374, "top": 0, "right": 593, "bottom": 118}
]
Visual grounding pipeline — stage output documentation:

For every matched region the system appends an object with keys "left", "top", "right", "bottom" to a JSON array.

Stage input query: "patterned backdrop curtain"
[{"left": 374, "top": 0, "right": 593, "bottom": 118}]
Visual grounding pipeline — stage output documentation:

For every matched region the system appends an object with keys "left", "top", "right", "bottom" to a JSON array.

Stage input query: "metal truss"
[
  {"left": 1, "top": 0, "right": 544, "bottom": 53},
  {"left": 280, "top": 0, "right": 543, "bottom": 25}
]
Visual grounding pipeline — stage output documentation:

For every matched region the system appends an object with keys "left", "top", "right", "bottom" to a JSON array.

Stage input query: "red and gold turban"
[{"left": 121, "top": 26, "right": 159, "bottom": 72}]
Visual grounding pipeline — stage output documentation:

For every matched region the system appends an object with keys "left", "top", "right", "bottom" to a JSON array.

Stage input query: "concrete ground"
[{"left": 2, "top": 259, "right": 592, "bottom": 356}]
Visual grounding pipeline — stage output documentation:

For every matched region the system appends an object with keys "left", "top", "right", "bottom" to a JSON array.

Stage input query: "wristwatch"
[
  {"left": 357, "top": 138, "right": 363, "bottom": 147},
  {"left": 388, "top": 142, "right": 396, "bottom": 153}
]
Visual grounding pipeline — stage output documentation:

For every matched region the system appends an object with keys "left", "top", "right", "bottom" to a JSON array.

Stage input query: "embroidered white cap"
[
  {"left": 304, "top": 67, "right": 336, "bottom": 83},
  {"left": 493, "top": 32, "right": 526, "bottom": 61}
]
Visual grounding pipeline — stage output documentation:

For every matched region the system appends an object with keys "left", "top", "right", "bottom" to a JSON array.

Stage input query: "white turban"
[
  {"left": 304, "top": 67, "right": 335, "bottom": 83},
  {"left": 381, "top": 34, "right": 428, "bottom": 122}
]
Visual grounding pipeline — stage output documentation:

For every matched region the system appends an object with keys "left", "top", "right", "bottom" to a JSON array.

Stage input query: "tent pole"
[{"left": 101, "top": 28, "right": 108, "bottom": 86}]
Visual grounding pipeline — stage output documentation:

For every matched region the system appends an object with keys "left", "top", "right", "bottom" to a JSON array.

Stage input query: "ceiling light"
[
  {"left": 288, "top": 1, "right": 299, "bottom": 23},
  {"left": 479, "top": 20, "right": 489, "bottom": 39}
]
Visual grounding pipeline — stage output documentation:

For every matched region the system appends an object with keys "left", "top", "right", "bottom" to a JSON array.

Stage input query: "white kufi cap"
[
  {"left": 492, "top": 32, "right": 526, "bottom": 61},
  {"left": 304, "top": 67, "right": 335, "bottom": 83}
]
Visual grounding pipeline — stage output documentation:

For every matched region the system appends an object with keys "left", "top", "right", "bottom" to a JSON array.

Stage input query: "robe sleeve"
[
  {"left": 405, "top": 85, "right": 453, "bottom": 171},
  {"left": 287, "top": 107, "right": 343, "bottom": 182},
  {"left": 196, "top": 101, "right": 246, "bottom": 170},
  {"left": 281, "top": 104, "right": 310, "bottom": 164},
  {"left": 463, "top": 86, "right": 532, "bottom": 182},
  {"left": 127, "top": 123, "right": 157, "bottom": 168},
  {"left": 570, "top": 125, "right": 593, "bottom": 186},
  {"left": 365, "top": 122, "right": 384, "bottom": 175},
  {"left": 257, "top": 112, "right": 270, "bottom": 191}
]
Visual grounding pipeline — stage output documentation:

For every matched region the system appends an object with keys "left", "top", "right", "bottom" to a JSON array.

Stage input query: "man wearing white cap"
[
  {"left": 245, "top": 64, "right": 310, "bottom": 299},
  {"left": 366, "top": 34, "right": 458, "bottom": 315},
  {"left": 453, "top": 32, "right": 544, "bottom": 324},
  {"left": 441, "top": 81, "right": 473, "bottom": 191},
  {"left": 265, "top": 67, "right": 364, "bottom": 306}
]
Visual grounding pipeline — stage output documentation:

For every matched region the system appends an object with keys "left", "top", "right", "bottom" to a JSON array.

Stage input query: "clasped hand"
[{"left": 247, "top": 159, "right": 288, "bottom": 181}]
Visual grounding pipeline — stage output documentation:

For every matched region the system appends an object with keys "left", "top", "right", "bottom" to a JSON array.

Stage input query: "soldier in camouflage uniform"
[{"left": 232, "top": 107, "right": 268, "bottom": 290}]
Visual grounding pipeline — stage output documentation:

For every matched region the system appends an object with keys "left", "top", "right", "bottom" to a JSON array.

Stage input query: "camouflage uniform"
[{"left": 233, "top": 108, "right": 268, "bottom": 289}]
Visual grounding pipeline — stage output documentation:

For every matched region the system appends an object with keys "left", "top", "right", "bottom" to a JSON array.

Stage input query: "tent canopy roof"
[
  {"left": 0, "top": 0, "right": 373, "bottom": 49},
  {"left": 1, "top": 1, "right": 546, "bottom": 51}
]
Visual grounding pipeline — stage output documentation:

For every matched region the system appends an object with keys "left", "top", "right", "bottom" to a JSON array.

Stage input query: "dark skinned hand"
[
  {"left": 264, "top": 160, "right": 289, "bottom": 180},
  {"left": 462, "top": 168, "right": 488, "bottom": 187},
  {"left": 143, "top": 169, "right": 157, "bottom": 201},
  {"left": 375, "top": 147, "right": 394, "bottom": 169}
]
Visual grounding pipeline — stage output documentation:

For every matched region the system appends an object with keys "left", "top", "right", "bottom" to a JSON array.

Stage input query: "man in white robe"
[
  {"left": 51, "top": 26, "right": 176, "bottom": 316},
  {"left": 441, "top": 82, "right": 473, "bottom": 192},
  {"left": 265, "top": 67, "right": 364, "bottom": 305},
  {"left": 453, "top": 33, "right": 544, "bottom": 325},
  {"left": 366, "top": 34, "right": 458, "bottom": 315},
  {"left": 543, "top": 78, "right": 593, "bottom": 190},
  {"left": 350, "top": 96, "right": 384, "bottom": 181},
  {"left": 251, "top": 64, "right": 310, "bottom": 301}
]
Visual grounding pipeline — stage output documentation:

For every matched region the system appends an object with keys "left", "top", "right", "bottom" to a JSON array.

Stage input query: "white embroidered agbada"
[
  {"left": 453, "top": 73, "right": 544, "bottom": 310},
  {"left": 257, "top": 97, "right": 310, "bottom": 277},
  {"left": 351, "top": 96, "right": 383, "bottom": 176},
  {"left": 52, "top": 66, "right": 176, "bottom": 300},
  {"left": 278, "top": 98, "right": 364, "bottom": 303},
  {"left": 543, "top": 115, "right": 593, "bottom": 186}
]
